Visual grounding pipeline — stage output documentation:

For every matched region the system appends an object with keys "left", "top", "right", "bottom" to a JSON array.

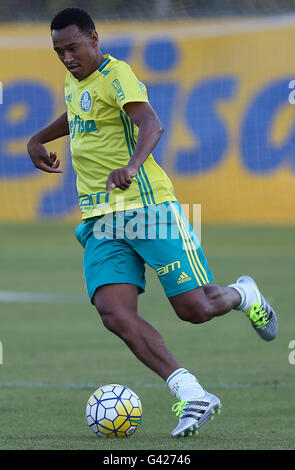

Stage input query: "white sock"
[
  {"left": 228, "top": 282, "right": 258, "bottom": 312},
  {"left": 166, "top": 368, "right": 205, "bottom": 401}
]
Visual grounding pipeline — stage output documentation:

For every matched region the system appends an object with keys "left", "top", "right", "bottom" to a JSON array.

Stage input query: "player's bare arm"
[
  {"left": 27, "top": 111, "right": 69, "bottom": 173},
  {"left": 105, "top": 102, "right": 164, "bottom": 193}
]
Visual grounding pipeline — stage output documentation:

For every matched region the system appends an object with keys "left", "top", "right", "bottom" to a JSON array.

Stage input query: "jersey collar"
[{"left": 98, "top": 55, "right": 111, "bottom": 73}]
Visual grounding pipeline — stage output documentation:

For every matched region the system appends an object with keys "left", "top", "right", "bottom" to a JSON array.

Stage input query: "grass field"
[{"left": 0, "top": 222, "right": 294, "bottom": 450}]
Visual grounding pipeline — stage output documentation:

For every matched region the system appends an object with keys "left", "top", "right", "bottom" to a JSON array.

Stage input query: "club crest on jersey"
[{"left": 80, "top": 91, "right": 92, "bottom": 112}]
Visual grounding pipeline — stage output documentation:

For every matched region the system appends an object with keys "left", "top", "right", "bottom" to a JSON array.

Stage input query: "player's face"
[{"left": 52, "top": 24, "right": 99, "bottom": 81}]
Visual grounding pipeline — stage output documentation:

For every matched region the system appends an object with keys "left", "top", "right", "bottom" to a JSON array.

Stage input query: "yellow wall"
[{"left": 1, "top": 18, "right": 295, "bottom": 222}]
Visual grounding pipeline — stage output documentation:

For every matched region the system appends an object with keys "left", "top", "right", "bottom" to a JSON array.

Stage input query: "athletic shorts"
[{"left": 75, "top": 201, "right": 214, "bottom": 302}]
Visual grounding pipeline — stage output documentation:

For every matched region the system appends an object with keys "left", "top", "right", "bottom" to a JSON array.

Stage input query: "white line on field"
[
  {"left": 0, "top": 291, "right": 88, "bottom": 303},
  {"left": 0, "top": 381, "right": 294, "bottom": 389}
]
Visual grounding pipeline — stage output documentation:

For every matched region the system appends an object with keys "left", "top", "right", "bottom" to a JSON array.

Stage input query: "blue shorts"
[{"left": 75, "top": 201, "right": 214, "bottom": 302}]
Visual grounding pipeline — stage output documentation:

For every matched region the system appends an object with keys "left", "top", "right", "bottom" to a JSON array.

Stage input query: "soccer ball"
[{"left": 86, "top": 384, "right": 143, "bottom": 438}]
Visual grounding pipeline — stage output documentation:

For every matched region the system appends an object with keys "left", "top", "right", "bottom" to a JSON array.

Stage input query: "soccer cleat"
[
  {"left": 237, "top": 275, "right": 278, "bottom": 341},
  {"left": 171, "top": 391, "right": 221, "bottom": 438}
]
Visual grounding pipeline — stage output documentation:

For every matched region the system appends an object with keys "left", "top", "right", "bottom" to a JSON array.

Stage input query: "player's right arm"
[{"left": 27, "top": 111, "right": 69, "bottom": 173}]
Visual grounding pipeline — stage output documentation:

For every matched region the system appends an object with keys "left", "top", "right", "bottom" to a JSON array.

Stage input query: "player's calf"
[
  {"left": 170, "top": 285, "right": 240, "bottom": 324},
  {"left": 174, "top": 302, "right": 212, "bottom": 324}
]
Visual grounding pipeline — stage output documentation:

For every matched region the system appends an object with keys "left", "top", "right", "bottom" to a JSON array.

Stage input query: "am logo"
[{"left": 156, "top": 260, "right": 181, "bottom": 277}]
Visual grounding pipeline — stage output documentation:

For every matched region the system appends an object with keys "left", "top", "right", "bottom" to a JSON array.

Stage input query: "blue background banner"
[{"left": 1, "top": 19, "right": 295, "bottom": 222}]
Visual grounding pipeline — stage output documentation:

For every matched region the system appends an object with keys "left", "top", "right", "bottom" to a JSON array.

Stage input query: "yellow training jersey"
[{"left": 64, "top": 54, "right": 177, "bottom": 219}]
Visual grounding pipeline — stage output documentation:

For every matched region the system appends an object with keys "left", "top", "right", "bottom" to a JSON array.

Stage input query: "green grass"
[{"left": 0, "top": 222, "right": 294, "bottom": 450}]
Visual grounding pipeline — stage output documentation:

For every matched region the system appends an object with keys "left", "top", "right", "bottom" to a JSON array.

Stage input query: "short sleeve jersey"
[{"left": 64, "top": 54, "right": 177, "bottom": 219}]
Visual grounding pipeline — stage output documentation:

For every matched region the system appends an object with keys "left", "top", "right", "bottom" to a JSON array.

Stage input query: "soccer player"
[{"left": 27, "top": 8, "right": 278, "bottom": 438}]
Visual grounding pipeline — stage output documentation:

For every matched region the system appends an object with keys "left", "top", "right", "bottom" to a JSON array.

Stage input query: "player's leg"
[
  {"left": 167, "top": 281, "right": 277, "bottom": 436},
  {"left": 146, "top": 201, "right": 278, "bottom": 339},
  {"left": 93, "top": 284, "right": 216, "bottom": 437},
  {"left": 77, "top": 217, "right": 209, "bottom": 436},
  {"left": 169, "top": 283, "right": 241, "bottom": 324},
  {"left": 76, "top": 215, "right": 221, "bottom": 437},
  {"left": 93, "top": 283, "right": 211, "bottom": 429},
  {"left": 92, "top": 283, "right": 182, "bottom": 380},
  {"left": 126, "top": 203, "right": 225, "bottom": 436},
  {"left": 169, "top": 278, "right": 277, "bottom": 342},
  {"left": 76, "top": 217, "right": 183, "bottom": 381},
  {"left": 129, "top": 201, "right": 277, "bottom": 436}
]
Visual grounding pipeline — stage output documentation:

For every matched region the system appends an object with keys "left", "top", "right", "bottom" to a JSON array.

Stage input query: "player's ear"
[{"left": 90, "top": 30, "right": 98, "bottom": 47}]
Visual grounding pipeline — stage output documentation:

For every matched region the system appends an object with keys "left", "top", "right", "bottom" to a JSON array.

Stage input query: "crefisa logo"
[{"left": 80, "top": 91, "right": 92, "bottom": 112}]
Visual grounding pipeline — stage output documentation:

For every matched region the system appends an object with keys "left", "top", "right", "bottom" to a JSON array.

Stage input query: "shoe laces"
[
  {"left": 248, "top": 302, "right": 269, "bottom": 328},
  {"left": 172, "top": 400, "right": 188, "bottom": 417}
]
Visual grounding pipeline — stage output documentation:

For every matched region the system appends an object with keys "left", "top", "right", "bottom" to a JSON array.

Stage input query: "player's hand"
[
  {"left": 106, "top": 165, "right": 137, "bottom": 193},
  {"left": 27, "top": 138, "right": 63, "bottom": 174}
]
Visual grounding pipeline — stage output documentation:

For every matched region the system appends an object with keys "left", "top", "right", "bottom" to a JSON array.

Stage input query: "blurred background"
[
  {"left": 3, "top": 0, "right": 295, "bottom": 20},
  {"left": 1, "top": 0, "right": 295, "bottom": 224}
]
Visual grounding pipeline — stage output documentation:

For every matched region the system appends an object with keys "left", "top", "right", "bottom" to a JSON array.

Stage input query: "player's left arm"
[{"left": 106, "top": 102, "right": 164, "bottom": 193}]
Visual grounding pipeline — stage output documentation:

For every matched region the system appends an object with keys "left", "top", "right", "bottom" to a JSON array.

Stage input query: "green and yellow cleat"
[{"left": 237, "top": 276, "right": 278, "bottom": 341}]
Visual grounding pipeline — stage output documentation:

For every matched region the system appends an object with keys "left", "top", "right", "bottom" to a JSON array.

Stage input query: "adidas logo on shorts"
[{"left": 177, "top": 272, "right": 192, "bottom": 284}]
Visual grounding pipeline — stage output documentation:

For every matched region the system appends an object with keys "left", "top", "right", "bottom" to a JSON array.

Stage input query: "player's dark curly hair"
[{"left": 50, "top": 8, "right": 95, "bottom": 33}]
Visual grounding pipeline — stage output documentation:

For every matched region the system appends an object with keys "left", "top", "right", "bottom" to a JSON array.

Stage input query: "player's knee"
[
  {"left": 97, "top": 305, "right": 135, "bottom": 339},
  {"left": 100, "top": 310, "right": 128, "bottom": 335},
  {"left": 175, "top": 301, "right": 213, "bottom": 324}
]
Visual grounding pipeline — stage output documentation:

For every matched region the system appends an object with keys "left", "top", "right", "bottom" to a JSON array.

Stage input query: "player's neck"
[
  {"left": 88, "top": 51, "right": 106, "bottom": 77},
  {"left": 96, "top": 51, "right": 107, "bottom": 69},
  {"left": 79, "top": 52, "right": 106, "bottom": 81}
]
